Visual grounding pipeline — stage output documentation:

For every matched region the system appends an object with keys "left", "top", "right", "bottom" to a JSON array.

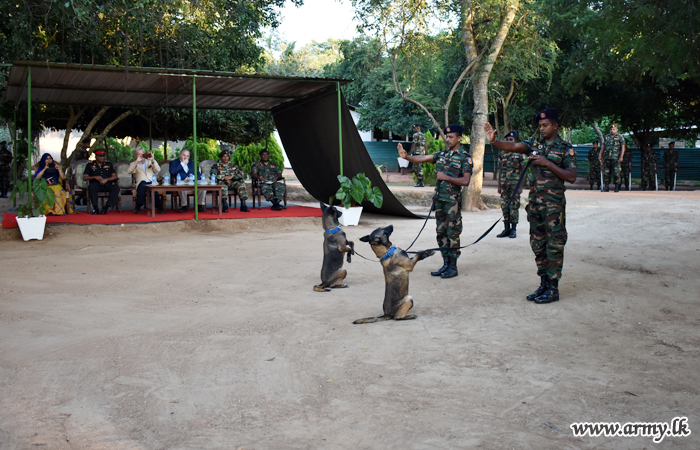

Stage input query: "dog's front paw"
[{"left": 419, "top": 250, "right": 435, "bottom": 260}]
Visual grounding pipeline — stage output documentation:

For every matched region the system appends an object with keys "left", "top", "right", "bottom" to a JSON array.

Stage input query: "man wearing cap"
[
  {"left": 211, "top": 149, "right": 249, "bottom": 212},
  {"left": 398, "top": 124, "right": 472, "bottom": 279},
  {"left": 82, "top": 149, "right": 120, "bottom": 214},
  {"left": 169, "top": 149, "right": 207, "bottom": 213},
  {"left": 410, "top": 124, "right": 427, "bottom": 187},
  {"left": 599, "top": 123, "right": 626, "bottom": 192},
  {"left": 128, "top": 148, "right": 163, "bottom": 214},
  {"left": 587, "top": 141, "right": 601, "bottom": 190},
  {"left": 0, "top": 141, "right": 12, "bottom": 198},
  {"left": 663, "top": 141, "right": 679, "bottom": 190},
  {"left": 496, "top": 131, "right": 524, "bottom": 239},
  {"left": 74, "top": 138, "right": 91, "bottom": 161},
  {"left": 251, "top": 148, "right": 285, "bottom": 211},
  {"left": 484, "top": 108, "right": 578, "bottom": 304}
]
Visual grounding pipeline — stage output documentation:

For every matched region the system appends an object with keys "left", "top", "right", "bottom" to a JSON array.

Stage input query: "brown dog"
[
  {"left": 354, "top": 225, "right": 434, "bottom": 323},
  {"left": 314, "top": 203, "right": 355, "bottom": 292}
]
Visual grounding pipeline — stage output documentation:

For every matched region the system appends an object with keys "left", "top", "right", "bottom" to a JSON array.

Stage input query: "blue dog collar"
[
  {"left": 380, "top": 246, "right": 396, "bottom": 261},
  {"left": 324, "top": 226, "right": 341, "bottom": 235}
]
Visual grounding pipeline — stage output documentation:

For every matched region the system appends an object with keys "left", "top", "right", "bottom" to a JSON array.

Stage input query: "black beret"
[
  {"left": 219, "top": 149, "right": 230, "bottom": 158},
  {"left": 444, "top": 124, "right": 464, "bottom": 135},
  {"left": 536, "top": 108, "right": 560, "bottom": 124},
  {"left": 259, "top": 147, "right": 270, "bottom": 155},
  {"left": 504, "top": 130, "right": 519, "bottom": 140}
]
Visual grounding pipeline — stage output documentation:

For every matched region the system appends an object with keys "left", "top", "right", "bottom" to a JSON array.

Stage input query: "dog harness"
[
  {"left": 380, "top": 246, "right": 396, "bottom": 261},
  {"left": 324, "top": 226, "right": 341, "bottom": 234}
]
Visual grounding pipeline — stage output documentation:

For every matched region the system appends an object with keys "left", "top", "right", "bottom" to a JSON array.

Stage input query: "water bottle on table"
[
  {"left": 177, "top": 173, "right": 181, "bottom": 185},
  {"left": 211, "top": 173, "right": 216, "bottom": 185}
]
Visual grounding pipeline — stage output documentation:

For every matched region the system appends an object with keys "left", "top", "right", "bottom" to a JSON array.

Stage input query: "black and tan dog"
[
  {"left": 314, "top": 203, "right": 355, "bottom": 292},
  {"left": 354, "top": 225, "right": 434, "bottom": 323}
]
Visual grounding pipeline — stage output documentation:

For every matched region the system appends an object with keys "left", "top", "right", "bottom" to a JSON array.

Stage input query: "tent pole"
[
  {"left": 337, "top": 82, "right": 343, "bottom": 177},
  {"left": 12, "top": 110, "right": 18, "bottom": 187},
  {"left": 193, "top": 76, "right": 198, "bottom": 221},
  {"left": 27, "top": 66, "right": 32, "bottom": 196},
  {"left": 149, "top": 116, "right": 153, "bottom": 152}
]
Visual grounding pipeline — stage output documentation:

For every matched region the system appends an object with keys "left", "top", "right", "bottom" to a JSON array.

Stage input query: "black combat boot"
[
  {"left": 589, "top": 182, "right": 594, "bottom": 190},
  {"left": 614, "top": 183, "right": 620, "bottom": 192},
  {"left": 603, "top": 184, "right": 609, "bottom": 192},
  {"left": 526, "top": 276, "right": 548, "bottom": 301},
  {"left": 92, "top": 207, "right": 100, "bottom": 215},
  {"left": 440, "top": 257, "right": 458, "bottom": 278},
  {"left": 431, "top": 255, "right": 449, "bottom": 276},
  {"left": 240, "top": 201, "right": 250, "bottom": 212},
  {"left": 100, "top": 205, "right": 109, "bottom": 215},
  {"left": 535, "top": 278, "right": 560, "bottom": 304},
  {"left": 414, "top": 180, "right": 424, "bottom": 187},
  {"left": 222, "top": 199, "right": 229, "bottom": 213},
  {"left": 496, "top": 222, "right": 511, "bottom": 238},
  {"left": 509, "top": 223, "right": 517, "bottom": 238},
  {"left": 271, "top": 199, "right": 283, "bottom": 211}
]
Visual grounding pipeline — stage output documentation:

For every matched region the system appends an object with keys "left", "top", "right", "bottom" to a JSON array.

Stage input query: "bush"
[
  {"left": 183, "top": 138, "right": 220, "bottom": 165},
  {"left": 106, "top": 137, "right": 136, "bottom": 162},
  {"left": 231, "top": 134, "right": 284, "bottom": 175},
  {"left": 417, "top": 131, "right": 444, "bottom": 186}
]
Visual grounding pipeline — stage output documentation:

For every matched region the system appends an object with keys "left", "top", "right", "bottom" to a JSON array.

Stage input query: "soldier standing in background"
[
  {"left": 496, "top": 130, "right": 524, "bottom": 239},
  {"left": 663, "top": 142, "right": 679, "bottom": 190},
  {"left": 641, "top": 144, "right": 658, "bottom": 191},
  {"left": 621, "top": 139, "right": 633, "bottom": 190},
  {"left": 599, "top": 123, "right": 626, "bottom": 192},
  {"left": 0, "top": 141, "right": 12, "bottom": 198},
  {"left": 587, "top": 140, "right": 601, "bottom": 190},
  {"left": 410, "top": 124, "right": 427, "bottom": 187},
  {"left": 211, "top": 149, "right": 250, "bottom": 213}
]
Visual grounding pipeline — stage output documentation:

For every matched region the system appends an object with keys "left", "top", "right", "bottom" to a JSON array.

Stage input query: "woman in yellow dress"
[{"left": 34, "top": 154, "right": 74, "bottom": 215}]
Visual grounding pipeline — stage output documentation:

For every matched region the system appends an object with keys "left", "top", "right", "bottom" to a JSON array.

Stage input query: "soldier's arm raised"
[
  {"left": 398, "top": 143, "right": 433, "bottom": 163},
  {"left": 484, "top": 123, "right": 528, "bottom": 153}
]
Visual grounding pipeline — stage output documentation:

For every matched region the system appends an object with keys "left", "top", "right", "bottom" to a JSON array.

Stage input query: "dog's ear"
[
  {"left": 384, "top": 225, "right": 394, "bottom": 237},
  {"left": 320, "top": 202, "right": 328, "bottom": 213},
  {"left": 359, "top": 235, "right": 370, "bottom": 242},
  {"left": 335, "top": 207, "right": 343, "bottom": 218}
]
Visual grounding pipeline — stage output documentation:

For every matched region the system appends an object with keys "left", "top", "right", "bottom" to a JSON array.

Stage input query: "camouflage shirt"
[
  {"left": 210, "top": 161, "right": 245, "bottom": 183},
  {"left": 603, "top": 134, "right": 625, "bottom": 160},
  {"left": 251, "top": 160, "right": 282, "bottom": 182},
  {"left": 499, "top": 150, "right": 524, "bottom": 183},
  {"left": 431, "top": 146, "right": 473, "bottom": 202},
  {"left": 523, "top": 136, "right": 577, "bottom": 204},
  {"left": 412, "top": 131, "right": 427, "bottom": 155},
  {"left": 663, "top": 149, "right": 679, "bottom": 171},
  {"left": 642, "top": 150, "right": 657, "bottom": 171}
]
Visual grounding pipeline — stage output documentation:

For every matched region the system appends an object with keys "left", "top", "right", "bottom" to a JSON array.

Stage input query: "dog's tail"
[{"left": 353, "top": 315, "right": 390, "bottom": 324}]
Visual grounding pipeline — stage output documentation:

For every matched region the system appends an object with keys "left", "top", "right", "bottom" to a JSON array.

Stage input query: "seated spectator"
[
  {"left": 169, "top": 149, "right": 207, "bottom": 213},
  {"left": 211, "top": 149, "right": 249, "bottom": 212},
  {"left": 128, "top": 148, "right": 164, "bottom": 214},
  {"left": 82, "top": 149, "right": 119, "bottom": 215},
  {"left": 251, "top": 148, "right": 285, "bottom": 211},
  {"left": 34, "top": 153, "right": 74, "bottom": 216}
]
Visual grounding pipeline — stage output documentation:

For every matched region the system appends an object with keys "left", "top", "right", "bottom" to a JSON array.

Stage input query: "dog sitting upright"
[
  {"left": 354, "top": 225, "right": 434, "bottom": 323},
  {"left": 314, "top": 203, "right": 355, "bottom": 292}
]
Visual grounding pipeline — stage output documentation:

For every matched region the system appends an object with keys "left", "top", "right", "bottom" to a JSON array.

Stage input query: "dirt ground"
[{"left": 1, "top": 187, "right": 699, "bottom": 449}]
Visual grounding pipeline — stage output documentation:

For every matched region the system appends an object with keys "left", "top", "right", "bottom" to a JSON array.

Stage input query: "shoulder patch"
[
  {"left": 467, "top": 157, "right": 473, "bottom": 165},
  {"left": 569, "top": 148, "right": 575, "bottom": 156}
]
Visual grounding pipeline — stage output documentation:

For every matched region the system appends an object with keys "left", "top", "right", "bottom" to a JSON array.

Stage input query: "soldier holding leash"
[{"left": 484, "top": 109, "right": 577, "bottom": 304}]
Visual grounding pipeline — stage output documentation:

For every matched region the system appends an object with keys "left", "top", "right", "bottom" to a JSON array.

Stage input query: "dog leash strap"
[{"left": 404, "top": 196, "right": 436, "bottom": 252}]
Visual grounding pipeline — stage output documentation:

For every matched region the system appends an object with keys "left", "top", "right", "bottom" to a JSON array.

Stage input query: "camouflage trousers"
[
  {"left": 0, "top": 165, "right": 10, "bottom": 194},
  {"left": 412, "top": 162, "right": 424, "bottom": 182},
  {"left": 621, "top": 166, "right": 631, "bottom": 188},
  {"left": 527, "top": 200, "right": 567, "bottom": 281},
  {"left": 435, "top": 198, "right": 462, "bottom": 258},
  {"left": 260, "top": 181, "right": 285, "bottom": 202},
  {"left": 602, "top": 159, "right": 621, "bottom": 185},
  {"left": 664, "top": 170, "right": 676, "bottom": 189},
  {"left": 640, "top": 168, "right": 656, "bottom": 190},
  {"left": 223, "top": 180, "right": 248, "bottom": 201},
  {"left": 587, "top": 161, "right": 601, "bottom": 186},
  {"left": 499, "top": 180, "right": 520, "bottom": 224}
]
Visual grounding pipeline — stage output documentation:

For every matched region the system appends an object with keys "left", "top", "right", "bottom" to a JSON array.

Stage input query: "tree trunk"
[
  {"left": 592, "top": 122, "right": 605, "bottom": 146},
  {"left": 60, "top": 106, "right": 85, "bottom": 170}
]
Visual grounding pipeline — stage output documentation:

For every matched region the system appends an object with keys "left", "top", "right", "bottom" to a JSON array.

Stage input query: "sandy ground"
[{"left": 1, "top": 187, "right": 699, "bottom": 449}]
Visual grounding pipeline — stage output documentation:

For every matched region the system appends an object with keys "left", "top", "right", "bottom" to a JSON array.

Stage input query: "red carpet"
[{"left": 2, "top": 206, "right": 322, "bottom": 229}]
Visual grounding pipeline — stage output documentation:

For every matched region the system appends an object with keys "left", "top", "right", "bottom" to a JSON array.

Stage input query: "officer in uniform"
[
  {"left": 587, "top": 140, "right": 601, "bottom": 190},
  {"left": 82, "top": 149, "right": 120, "bottom": 214},
  {"left": 663, "top": 141, "right": 679, "bottom": 190},
  {"left": 74, "top": 138, "right": 91, "bottom": 161},
  {"left": 485, "top": 108, "right": 578, "bottom": 304},
  {"left": 0, "top": 141, "right": 12, "bottom": 198},
  {"left": 251, "top": 148, "right": 285, "bottom": 211},
  {"left": 398, "top": 124, "right": 472, "bottom": 279},
  {"left": 211, "top": 149, "right": 250, "bottom": 212},
  {"left": 496, "top": 130, "right": 524, "bottom": 239},
  {"left": 641, "top": 143, "right": 658, "bottom": 191},
  {"left": 599, "top": 123, "right": 626, "bottom": 192},
  {"left": 621, "top": 139, "right": 633, "bottom": 190},
  {"left": 410, "top": 124, "right": 427, "bottom": 187}
]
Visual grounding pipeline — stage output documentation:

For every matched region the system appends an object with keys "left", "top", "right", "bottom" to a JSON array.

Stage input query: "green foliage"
[
  {"left": 105, "top": 138, "right": 135, "bottom": 162},
  {"left": 332, "top": 173, "right": 384, "bottom": 209},
  {"left": 183, "top": 138, "right": 220, "bottom": 165},
  {"left": 10, "top": 177, "right": 55, "bottom": 218},
  {"left": 418, "top": 132, "right": 444, "bottom": 187},
  {"left": 231, "top": 134, "right": 284, "bottom": 175}
]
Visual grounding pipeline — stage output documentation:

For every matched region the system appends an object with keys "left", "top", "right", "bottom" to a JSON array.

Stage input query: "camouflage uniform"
[
  {"left": 663, "top": 148, "right": 679, "bottom": 190},
  {"left": 621, "top": 143, "right": 633, "bottom": 188},
  {"left": 523, "top": 137, "right": 577, "bottom": 281},
  {"left": 587, "top": 148, "right": 601, "bottom": 188},
  {"left": 602, "top": 134, "right": 625, "bottom": 185},
  {"left": 0, "top": 145, "right": 12, "bottom": 196},
  {"left": 251, "top": 160, "right": 285, "bottom": 201},
  {"left": 411, "top": 131, "right": 427, "bottom": 182},
  {"left": 499, "top": 150, "right": 524, "bottom": 224},
  {"left": 641, "top": 148, "right": 658, "bottom": 190},
  {"left": 431, "top": 147, "right": 474, "bottom": 259},
  {"left": 210, "top": 161, "right": 248, "bottom": 200}
]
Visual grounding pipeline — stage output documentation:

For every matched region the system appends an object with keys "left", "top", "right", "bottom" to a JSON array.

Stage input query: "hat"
[
  {"left": 536, "top": 108, "right": 559, "bottom": 124},
  {"left": 259, "top": 147, "right": 270, "bottom": 155},
  {"left": 219, "top": 149, "right": 230, "bottom": 158},
  {"left": 504, "top": 130, "right": 519, "bottom": 140},
  {"left": 82, "top": 138, "right": 91, "bottom": 144},
  {"left": 413, "top": 123, "right": 421, "bottom": 127},
  {"left": 669, "top": 141, "right": 675, "bottom": 145},
  {"left": 94, "top": 149, "right": 107, "bottom": 155},
  {"left": 444, "top": 124, "right": 464, "bottom": 135}
]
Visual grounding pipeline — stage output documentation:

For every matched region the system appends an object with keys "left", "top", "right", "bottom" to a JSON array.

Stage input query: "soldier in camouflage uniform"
[
  {"left": 398, "top": 124, "right": 472, "bottom": 279},
  {"left": 211, "top": 149, "right": 249, "bottom": 212},
  {"left": 410, "top": 124, "right": 427, "bottom": 187},
  {"left": 621, "top": 139, "right": 633, "bottom": 190},
  {"left": 641, "top": 144, "right": 658, "bottom": 191},
  {"left": 587, "top": 141, "right": 601, "bottom": 190},
  {"left": 0, "top": 141, "right": 12, "bottom": 197},
  {"left": 663, "top": 142, "right": 679, "bottom": 190},
  {"left": 496, "top": 130, "right": 524, "bottom": 239},
  {"left": 251, "top": 148, "right": 285, "bottom": 210},
  {"left": 599, "top": 123, "right": 626, "bottom": 192},
  {"left": 485, "top": 108, "right": 578, "bottom": 304}
]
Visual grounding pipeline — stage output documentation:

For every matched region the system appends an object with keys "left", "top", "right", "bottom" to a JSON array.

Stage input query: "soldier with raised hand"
[
  {"left": 251, "top": 148, "right": 285, "bottom": 210},
  {"left": 484, "top": 108, "right": 578, "bottom": 304},
  {"left": 398, "top": 124, "right": 472, "bottom": 279},
  {"left": 587, "top": 141, "right": 601, "bottom": 190},
  {"left": 496, "top": 130, "right": 524, "bottom": 239},
  {"left": 663, "top": 141, "right": 679, "bottom": 190},
  {"left": 211, "top": 148, "right": 249, "bottom": 212},
  {"left": 599, "top": 123, "right": 626, "bottom": 192},
  {"left": 641, "top": 143, "right": 658, "bottom": 191},
  {"left": 410, "top": 123, "right": 427, "bottom": 187}
]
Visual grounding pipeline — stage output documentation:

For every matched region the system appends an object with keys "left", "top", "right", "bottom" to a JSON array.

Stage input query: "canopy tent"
[{"left": 4, "top": 61, "right": 419, "bottom": 219}]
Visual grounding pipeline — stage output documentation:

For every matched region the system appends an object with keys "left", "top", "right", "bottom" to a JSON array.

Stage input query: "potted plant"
[
  {"left": 10, "top": 177, "right": 55, "bottom": 241},
  {"left": 331, "top": 173, "right": 383, "bottom": 226}
]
